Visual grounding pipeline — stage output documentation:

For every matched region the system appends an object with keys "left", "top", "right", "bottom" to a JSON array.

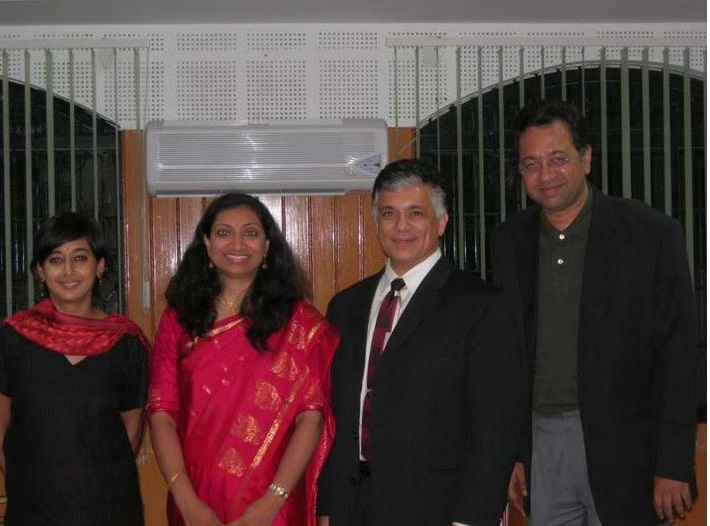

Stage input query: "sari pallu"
[{"left": 148, "top": 301, "right": 338, "bottom": 526}]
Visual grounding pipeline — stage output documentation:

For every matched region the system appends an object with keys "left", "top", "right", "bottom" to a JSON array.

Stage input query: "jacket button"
[{"left": 350, "top": 476, "right": 358, "bottom": 486}]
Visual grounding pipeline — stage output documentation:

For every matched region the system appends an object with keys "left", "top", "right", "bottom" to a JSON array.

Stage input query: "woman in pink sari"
[{"left": 147, "top": 193, "right": 339, "bottom": 526}]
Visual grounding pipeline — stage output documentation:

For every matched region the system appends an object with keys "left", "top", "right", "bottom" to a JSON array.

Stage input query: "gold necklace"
[{"left": 216, "top": 296, "right": 240, "bottom": 314}]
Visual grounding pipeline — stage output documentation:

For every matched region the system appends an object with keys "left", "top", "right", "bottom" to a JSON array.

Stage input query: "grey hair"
[{"left": 371, "top": 174, "right": 447, "bottom": 219}]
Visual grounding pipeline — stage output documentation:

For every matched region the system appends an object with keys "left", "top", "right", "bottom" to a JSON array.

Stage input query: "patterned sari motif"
[{"left": 147, "top": 301, "right": 338, "bottom": 526}]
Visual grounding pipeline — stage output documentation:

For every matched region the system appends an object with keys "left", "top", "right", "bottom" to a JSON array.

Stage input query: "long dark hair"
[
  {"left": 31, "top": 212, "right": 108, "bottom": 303},
  {"left": 165, "top": 193, "right": 304, "bottom": 351}
]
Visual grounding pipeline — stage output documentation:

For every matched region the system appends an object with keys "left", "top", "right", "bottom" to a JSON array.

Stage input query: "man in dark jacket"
[{"left": 491, "top": 99, "right": 698, "bottom": 526}]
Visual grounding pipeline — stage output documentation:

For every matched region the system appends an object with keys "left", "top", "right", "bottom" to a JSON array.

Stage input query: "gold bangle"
[
  {"left": 268, "top": 482, "right": 290, "bottom": 500},
  {"left": 166, "top": 469, "right": 184, "bottom": 490}
]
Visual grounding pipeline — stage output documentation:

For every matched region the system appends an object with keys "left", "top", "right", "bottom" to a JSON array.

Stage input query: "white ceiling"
[{"left": 0, "top": 0, "right": 705, "bottom": 26}]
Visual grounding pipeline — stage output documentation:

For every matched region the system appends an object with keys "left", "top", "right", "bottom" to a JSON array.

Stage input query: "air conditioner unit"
[{"left": 145, "top": 118, "right": 388, "bottom": 196}]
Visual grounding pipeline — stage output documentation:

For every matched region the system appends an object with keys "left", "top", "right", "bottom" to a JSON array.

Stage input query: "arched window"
[{"left": 420, "top": 65, "right": 704, "bottom": 282}]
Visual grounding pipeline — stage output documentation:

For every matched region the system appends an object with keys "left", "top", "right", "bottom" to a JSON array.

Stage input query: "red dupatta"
[{"left": 4, "top": 299, "right": 150, "bottom": 356}]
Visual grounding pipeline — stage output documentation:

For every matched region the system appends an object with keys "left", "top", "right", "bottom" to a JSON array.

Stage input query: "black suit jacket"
[
  {"left": 490, "top": 187, "right": 698, "bottom": 525},
  {"left": 318, "top": 258, "right": 525, "bottom": 526}
]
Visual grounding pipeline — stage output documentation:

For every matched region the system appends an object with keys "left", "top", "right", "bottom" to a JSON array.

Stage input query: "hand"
[
  {"left": 317, "top": 516, "right": 330, "bottom": 526},
  {"left": 228, "top": 492, "right": 283, "bottom": 526},
  {"left": 180, "top": 498, "right": 224, "bottom": 526},
  {"left": 507, "top": 462, "right": 528, "bottom": 517},
  {"left": 653, "top": 476, "right": 693, "bottom": 521}
]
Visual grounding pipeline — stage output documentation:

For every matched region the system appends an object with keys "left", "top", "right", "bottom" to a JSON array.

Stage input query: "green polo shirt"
[{"left": 533, "top": 189, "right": 593, "bottom": 413}]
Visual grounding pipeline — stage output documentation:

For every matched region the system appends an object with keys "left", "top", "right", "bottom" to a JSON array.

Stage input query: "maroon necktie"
[{"left": 361, "top": 277, "right": 405, "bottom": 460}]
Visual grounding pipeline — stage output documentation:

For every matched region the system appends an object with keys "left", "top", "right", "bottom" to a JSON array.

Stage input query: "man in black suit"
[
  {"left": 317, "top": 159, "right": 525, "bottom": 526},
  {"left": 491, "top": 99, "right": 698, "bottom": 526}
]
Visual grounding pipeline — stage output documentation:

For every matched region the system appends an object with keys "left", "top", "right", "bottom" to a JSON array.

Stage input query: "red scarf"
[{"left": 4, "top": 299, "right": 150, "bottom": 356}]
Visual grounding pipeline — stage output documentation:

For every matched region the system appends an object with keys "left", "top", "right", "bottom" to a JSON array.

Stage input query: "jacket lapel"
[
  {"left": 514, "top": 207, "right": 541, "bottom": 357},
  {"left": 579, "top": 189, "right": 621, "bottom": 346},
  {"left": 377, "top": 258, "right": 452, "bottom": 368}
]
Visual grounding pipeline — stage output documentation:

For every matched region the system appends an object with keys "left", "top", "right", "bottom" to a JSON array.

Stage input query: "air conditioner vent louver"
[{"left": 146, "top": 119, "right": 388, "bottom": 196}]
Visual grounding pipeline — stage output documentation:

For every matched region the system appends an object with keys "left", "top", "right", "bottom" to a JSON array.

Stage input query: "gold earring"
[
  {"left": 261, "top": 254, "right": 268, "bottom": 270},
  {"left": 209, "top": 260, "right": 214, "bottom": 269}
]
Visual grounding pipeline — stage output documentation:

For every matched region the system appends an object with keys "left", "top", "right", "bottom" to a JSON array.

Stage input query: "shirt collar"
[
  {"left": 379, "top": 248, "right": 442, "bottom": 301},
  {"left": 541, "top": 184, "right": 594, "bottom": 236}
]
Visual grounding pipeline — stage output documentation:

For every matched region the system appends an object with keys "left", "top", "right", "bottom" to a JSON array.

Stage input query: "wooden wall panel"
[
  {"left": 281, "top": 195, "right": 313, "bottom": 295},
  {"left": 310, "top": 196, "right": 337, "bottom": 312},
  {"left": 150, "top": 198, "right": 180, "bottom": 319}
]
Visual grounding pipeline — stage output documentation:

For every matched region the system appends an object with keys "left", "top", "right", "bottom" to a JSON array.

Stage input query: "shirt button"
[
  {"left": 557, "top": 258, "right": 564, "bottom": 265},
  {"left": 559, "top": 234, "right": 566, "bottom": 240}
]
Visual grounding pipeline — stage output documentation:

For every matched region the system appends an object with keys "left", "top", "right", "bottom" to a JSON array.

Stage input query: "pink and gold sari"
[{"left": 147, "top": 301, "right": 338, "bottom": 526}]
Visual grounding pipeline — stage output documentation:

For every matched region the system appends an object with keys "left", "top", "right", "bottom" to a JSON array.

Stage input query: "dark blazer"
[
  {"left": 490, "top": 187, "right": 698, "bottom": 525},
  {"left": 317, "top": 257, "right": 525, "bottom": 526}
]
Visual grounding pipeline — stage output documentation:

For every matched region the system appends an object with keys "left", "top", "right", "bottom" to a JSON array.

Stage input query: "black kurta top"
[{"left": 0, "top": 324, "right": 148, "bottom": 526}]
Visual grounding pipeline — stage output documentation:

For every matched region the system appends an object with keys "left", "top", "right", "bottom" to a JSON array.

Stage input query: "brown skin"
[{"left": 374, "top": 184, "right": 448, "bottom": 275}]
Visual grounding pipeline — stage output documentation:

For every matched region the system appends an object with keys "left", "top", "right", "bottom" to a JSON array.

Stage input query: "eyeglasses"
[{"left": 518, "top": 154, "right": 573, "bottom": 175}]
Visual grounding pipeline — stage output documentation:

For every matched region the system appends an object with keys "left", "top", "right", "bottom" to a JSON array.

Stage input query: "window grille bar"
[
  {"left": 455, "top": 47, "right": 465, "bottom": 271},
  {"left": 91, "top": 49, "right": 99, "bottom": 220},
  {"left": 580, "top": 50, "right": 586, "bottom": 115},
  {"left": 24, "top": 52, "right": 34, "bottom": 305},
  {"left": 600, "top": 47, "right": 609, "bottom": 194},
  {"left": 540, "top": 46, "right": 546, "bottom": 98},
  {"left": 476, "top": 46, "right": 486, "bottom": 278},
  {"left": 414, "top": 46, "right": 420, "bottom": 158},
  {"left": 642, "top": 49, "right": 652, "bottom": 205},
  {"left": 683, "top": 48, "right": 694, "bottom": 276},
  {"left": 663, "top": 48, "right": 672, "bottom": 215},
  {"left": 435, "top": 47, "right": 442, "bottom": 175},
  {"left": 69, "top": 49, "right": 76, "bottom": 210},
  {"left": 561, "top": 46, "right": 567, "bottom": 101},
  {"left": 393, "top": 46, "right": 400, "bottom": 157},
  {"left": 497, "top": 46, "right": 506, "bottom": 223},
  {"left": 518, "top": 47, "right": 526, "bottom": 209},
  {"left": 2, "top": 50, "right": 11, "bottom": 313},
  {"left": 114, "top": 48, "right": 124, "bottom": 311},
  {"left": 134, "top": 48, "right": 141, "bottom": 129},
  {"left": 45, "top": 50, "right": 55, "bottom": 215},
  {"left": 621, "top": 47, "right": 632, "bottom": 198},
  {"left": 702, "top": 49, "right": 707, "bottom": 281}
]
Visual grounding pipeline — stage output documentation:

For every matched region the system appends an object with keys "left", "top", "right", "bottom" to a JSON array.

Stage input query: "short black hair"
[
  {"left": 32, "top": 212, "right": 107, "bottom": 270},
  {"left": 513, "top": 99, "right": 590, "bottom": 159}
]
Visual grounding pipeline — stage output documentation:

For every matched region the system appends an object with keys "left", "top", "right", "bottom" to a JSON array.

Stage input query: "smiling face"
[
  {"left": 519, "top": 120, "right": 591, "bottom": 229},
  {"left": 35, "top": 237, "right": 105, "bottom": 315},
  {"left": 203, "top": 205, "right": 269, "bottom": 285},
  {"left": 375, "top": 183, "right": 448, "bottom": 275}
]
